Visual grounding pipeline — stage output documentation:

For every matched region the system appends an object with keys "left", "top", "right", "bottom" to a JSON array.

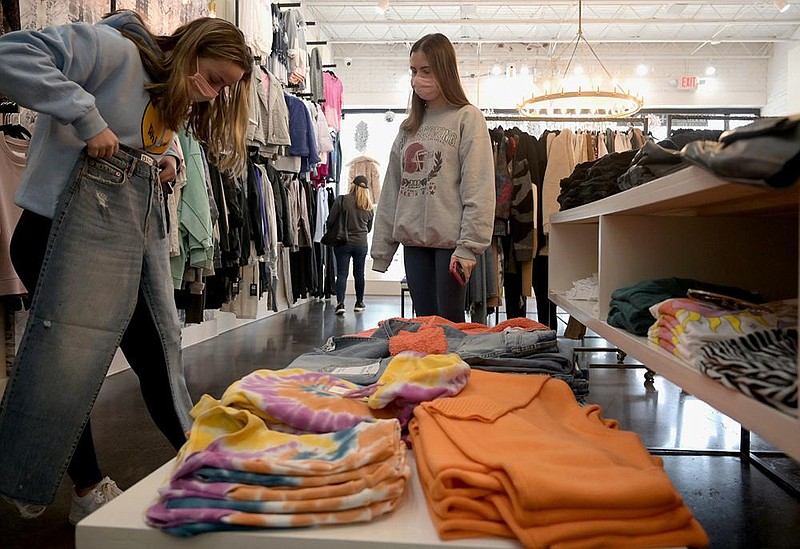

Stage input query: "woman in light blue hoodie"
[{"left": 0, "top": 10, "right": 251, "bottom": 523}]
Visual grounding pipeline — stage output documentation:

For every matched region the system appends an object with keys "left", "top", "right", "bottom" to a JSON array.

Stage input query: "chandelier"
[{"left": 517, "top": 0, "right": 644, "bottom": 119}]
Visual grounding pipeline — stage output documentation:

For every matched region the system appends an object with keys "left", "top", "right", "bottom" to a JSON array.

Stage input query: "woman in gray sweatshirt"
[{"left": 371, "top": 33, "right": 495, "bottom": 322}]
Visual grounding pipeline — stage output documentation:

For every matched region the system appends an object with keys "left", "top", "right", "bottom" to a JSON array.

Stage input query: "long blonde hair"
[
  {"left": 113, "top": 12, "right": 252, "bottom": 175},
  {"left": 401, "top": 33, "right": 470, "bottom": 135},
  {"left": 349, "top": 183, "right": 373, "bottom": 211}
]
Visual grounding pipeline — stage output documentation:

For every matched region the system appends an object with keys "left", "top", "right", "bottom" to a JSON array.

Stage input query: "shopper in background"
[
  {"left": 332, "top": 175, "right": 374, "bottom": 315},
  {"left": 371, "top": 33, "right": 495, "bottom": 323},
  {"left": 0, "top": 10, "right": 251, "bottom": 523}
]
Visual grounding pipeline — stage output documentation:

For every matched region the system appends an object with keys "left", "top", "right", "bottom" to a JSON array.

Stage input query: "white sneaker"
[
  {"left": 68, "top": 477, "right": 122, "bottom": 525},
  {"left": 1, "top": 494, "right": 47, "bottom": 519}
]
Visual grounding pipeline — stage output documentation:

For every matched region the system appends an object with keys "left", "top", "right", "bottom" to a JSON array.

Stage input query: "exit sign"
[{"left": 679, "top": 75, "right": 698, "bottom": 90}]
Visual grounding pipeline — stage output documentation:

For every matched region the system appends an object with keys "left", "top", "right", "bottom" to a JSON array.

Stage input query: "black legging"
[
  {"left": 10, "top": 210, "right": 186, "bottom": 490},
  {"left": 403, "top": 246, "right": 467, "bottom": 323}
]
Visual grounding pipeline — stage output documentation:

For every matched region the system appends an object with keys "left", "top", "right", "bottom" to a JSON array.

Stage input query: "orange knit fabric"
[
  {"left": 388, "top": 325, "right": 448, "bottom": 355},
  {"left": 353, "top": 315, "right": 551, "bottom": 338},
  {"left": 409, "top": 370, "right": 709, "bottom": 549}
]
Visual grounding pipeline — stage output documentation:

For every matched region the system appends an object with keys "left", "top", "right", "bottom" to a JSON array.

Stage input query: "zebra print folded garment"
[{"left": 698, "top": 328, "right": 797, "bottom": 416}]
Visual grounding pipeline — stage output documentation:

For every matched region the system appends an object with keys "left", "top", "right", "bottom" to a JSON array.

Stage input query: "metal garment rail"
[{"left": 484, "top": 115, "right": 650, "bottom": 135}]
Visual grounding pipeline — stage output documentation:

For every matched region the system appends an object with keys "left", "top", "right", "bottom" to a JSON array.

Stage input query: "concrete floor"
[{"left": 1, "top": 296, "right": 798, "bottom": 548}]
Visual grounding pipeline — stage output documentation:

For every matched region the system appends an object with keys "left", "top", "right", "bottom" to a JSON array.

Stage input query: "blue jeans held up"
[{"left": 0, "top": 145, "right": 194, "bottom": 505}]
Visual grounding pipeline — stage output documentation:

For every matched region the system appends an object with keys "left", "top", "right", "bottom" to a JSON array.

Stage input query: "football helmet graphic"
[{"left": 403, "top": 142, "right": 431, "bottom": 173}]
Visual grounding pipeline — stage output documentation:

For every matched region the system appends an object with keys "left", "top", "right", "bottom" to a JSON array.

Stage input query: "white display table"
[{"left": 75, "top": 456, "right": 523, "bottom": 549}]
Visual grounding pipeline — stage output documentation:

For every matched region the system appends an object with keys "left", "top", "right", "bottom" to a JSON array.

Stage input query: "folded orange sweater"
[{"left": 409, "top": 370, "right": 709, "bottom": 549}]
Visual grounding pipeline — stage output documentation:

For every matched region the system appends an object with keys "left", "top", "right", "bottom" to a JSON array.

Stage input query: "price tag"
[{"left": 328, "top": 363, "right": 381, "bottom": 376}]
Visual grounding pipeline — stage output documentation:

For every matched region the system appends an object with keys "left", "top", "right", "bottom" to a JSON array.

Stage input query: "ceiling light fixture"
[
  {"left": 705, "top": 65, "right": 716, "bottom": 76},
  {"left": 376, "top": 0, "right": 390, "bottom": 13},
  {"left": 517, "top": 0, "right": 643, "bottom": 119}
]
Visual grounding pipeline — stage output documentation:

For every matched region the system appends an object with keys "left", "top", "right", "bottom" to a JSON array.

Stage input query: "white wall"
[
  {"left": 763, "top": 43, "right": 792, "bottom": 116},
  {"left": 333, "top": 57, "right": 769, "bottom": 111},
  {"left": 790, "top": 45, "right": 800, "bottom": 115}
]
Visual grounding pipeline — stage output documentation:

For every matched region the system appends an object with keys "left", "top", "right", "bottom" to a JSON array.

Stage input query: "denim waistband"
[{"left": 84, "top": 143, "right": 158, "bottom": 180}]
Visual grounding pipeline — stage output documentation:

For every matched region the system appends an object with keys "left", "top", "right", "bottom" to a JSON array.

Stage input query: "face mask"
[
  {"left": 412, "top": 74, "right": 439, "bottom": 102},
  {"left": 188, "top": 59, "right": 218, "bottom": 102}
]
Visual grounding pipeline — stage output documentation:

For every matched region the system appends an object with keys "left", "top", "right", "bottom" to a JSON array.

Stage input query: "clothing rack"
[
  {"left": 663, "top": 112, "right": 758, "bottom": 133},
  {"left": 485, "top": 113, "right": 646, "bottom": 364},
  {"left": 0, "top": 101, "right": 18, "bottom": 114},
  {"left": 484, "top": 115, "right": 649, "bottom": 134}
]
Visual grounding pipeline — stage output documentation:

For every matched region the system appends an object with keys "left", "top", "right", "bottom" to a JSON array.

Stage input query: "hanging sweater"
[{"left": 346, "top": 155, "right": 382, "bottom": 203}]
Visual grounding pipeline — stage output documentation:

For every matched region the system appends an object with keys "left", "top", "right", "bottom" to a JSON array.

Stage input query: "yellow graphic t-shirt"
[{"left": 141, "top": 100, "right": 174, "bottom": 155}]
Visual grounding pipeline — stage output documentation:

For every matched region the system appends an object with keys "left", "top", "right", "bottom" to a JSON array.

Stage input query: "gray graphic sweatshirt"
[{"left": 371, "top": 104, "right": 495, "bottom": 271}]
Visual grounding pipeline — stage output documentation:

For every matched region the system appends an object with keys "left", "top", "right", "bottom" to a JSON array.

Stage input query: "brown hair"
[
  {"left": 113, "top": 12, "right": 252, "bottom": 175},
  {"left": 401, "top": 33, "right": 470, "bottom": 135}
]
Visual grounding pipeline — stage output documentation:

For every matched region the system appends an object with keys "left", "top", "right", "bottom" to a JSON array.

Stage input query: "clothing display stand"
[
  {"left": 75, "top": 453, "right": 688, "bottom": 549},
  {"left": 548, "top": 164, "right": 800, "bottom": 498},
  {"left": 76, "top": 455, "right": 526, "bottom": 549}
]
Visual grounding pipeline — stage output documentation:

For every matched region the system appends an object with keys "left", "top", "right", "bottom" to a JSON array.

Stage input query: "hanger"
[
  {"left": 0, "top": 124, "right": 31, "bottom": 140},
  {"left": 0, "top": 109, "right": 31, "bottom": 140}
]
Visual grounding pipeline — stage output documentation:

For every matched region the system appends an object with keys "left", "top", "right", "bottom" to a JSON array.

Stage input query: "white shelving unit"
[{"left": 548, "top": 165, "right": 800, "bottom": 462}]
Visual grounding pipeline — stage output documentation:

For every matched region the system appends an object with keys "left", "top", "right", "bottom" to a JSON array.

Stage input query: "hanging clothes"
[
  {"left": 308, "top": 47, "right": 324, "bottom": 103},
  {"left": 345, "top": 155, "right": 382, "bottom": 203},
  {"left": 246, "top": 65, "right": 291, "bottom": 158},
  {"left": 322, "top": 70, "right": 344, "bottom": 132},
  {"left": 0, "top": 131, "right": 28, "bottom": 296},
  {"left": 284, "top": 9, "right": 308, "bottom": 88},
  {"left": 238, "top": 0, "right": 273, "bottom": 60}
]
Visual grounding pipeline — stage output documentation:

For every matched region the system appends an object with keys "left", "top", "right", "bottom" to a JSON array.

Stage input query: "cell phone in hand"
[{"left": 450, "top": 262, "right": 466, "bottom": 287}]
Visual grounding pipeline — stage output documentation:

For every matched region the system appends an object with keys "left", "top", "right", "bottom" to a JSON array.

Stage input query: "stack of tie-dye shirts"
[
  {"left": 145, "top": 353, "right": 471, "bottom": 535},
  {"left": 648, "top": 297, "right": 797, "bottom": 415}
]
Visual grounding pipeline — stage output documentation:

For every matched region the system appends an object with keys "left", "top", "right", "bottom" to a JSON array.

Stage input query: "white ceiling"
[{"left": 300, "top": 0, "right": 800, "bottom": 64}]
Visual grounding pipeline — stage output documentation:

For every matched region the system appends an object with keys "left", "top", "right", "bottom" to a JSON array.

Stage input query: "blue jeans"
[
  {"left": 0, "top": 145, "right": 193, "bottom": 505},
  {"left": 334, "top": 243, "right": 367, "bottom": 305},
  {"left": 286, "top": 334, "right": 393, "bottom": 385}
]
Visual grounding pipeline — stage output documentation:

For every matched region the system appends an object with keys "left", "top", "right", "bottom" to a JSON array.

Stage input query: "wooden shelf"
[
  {"left": 550, "top": 165, "right": 799, "bottom": 224},
  {"left": 551, "top": 294, "right": 800, "bottom": 463},
  {"left": 549, "top": 165, "right": 800, "bottom": 464}
]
